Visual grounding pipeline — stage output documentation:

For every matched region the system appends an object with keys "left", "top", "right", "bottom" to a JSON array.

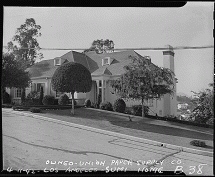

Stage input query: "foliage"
[
  {"left": 21, "top": 88, "right": 26, "bottom": 104},
  {"left": 39, "top": 86, "right": 44, "bottom": 105},
  {"left": 113, "top": 98, "right": 126, "bottom": 113},
  {"left": 2, "top": 53, "right": 31, "bottom": 89},
  {"left": 6, "top": 18, "right": 43, "bottom": 68},
  {"left": 22, "top": 99, "right": 40, "bottom": 106},
  {"left": 30, "top": 107, "right": 41, "bottom": 113},
  {"left": 58, "top": 94, "right": 69, "bottom": 105},
  {"left": 51, "top": 62, "right": 92, "bottom": 115},
  {"left": 83, "top": 39, "right": 114, "bottom": 53},
  {"left": 27, "top": 91, "right": 40, "bottom": 99},
  {"left": 84, "top": 99, "right": 91, "bottom": 107},
  {"left": 131, "top": 105, "right": 149, "bottom": 116},
  {"left": 42, "top": 95, "right": 55, "bottom": 105},
  {"left": 190, "top": 140, "right": 206, "bottom": 147},
  {"left": 111, "top": 55, "right": 175, "bottom": 117},
  {"left": 100, "top": 102, "right": 113, "bottom": 111},
  {"left": 3, "top": 91, "right": 11, "bottom": 104},
  {"left": 190, "top": 84, "right": 214, "bottom": 124}
]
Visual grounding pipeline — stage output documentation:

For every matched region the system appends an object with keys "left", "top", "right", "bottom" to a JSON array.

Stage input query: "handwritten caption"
[{"left": 6, "top": 158, "right": 207, "bottom": 175}]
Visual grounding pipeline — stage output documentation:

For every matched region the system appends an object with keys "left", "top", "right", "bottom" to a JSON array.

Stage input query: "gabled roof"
[
  {"left": 85, "top": 50, "right": 155, "bottom": 75},
  {"left": 28, "top": 50, "right": 157, "bottom": 79},
  {"left": 28, "top": 58, "right": 68, "bottom": 78}
]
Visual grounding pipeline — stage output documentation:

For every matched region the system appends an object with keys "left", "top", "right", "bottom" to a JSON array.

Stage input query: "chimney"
[
  {"left": 162, "top": 45, "right": 177, "bottom": 117},
  {"left": 163, "top": 45, "right": 175, "bottom": 72}
]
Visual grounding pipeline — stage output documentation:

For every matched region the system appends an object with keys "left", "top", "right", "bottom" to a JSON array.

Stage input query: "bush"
[
  {"left": 3, "top": 91, "right": 11, "bottom": 104},
  {"left": 54, "top": 99, "right": 59, "bottom": 105},
  {"left": 22, "top": 99, "right": 40, "bottom": 106},
  {"left": 27, "top": 91, "right": 40, "bottom": 99},
  {"left": 84, "top": 99, "right": 91, "bottom": 107},
  {"left": 190, "top": 140, "right": 206, "bottom": 147},
  {"left": 42, "top": 95, "right": 55, "bottom": 105},
  {"left": 131, "top": 105, "right": 149, "bottom": 116},
  {"left": 58, "top": 94, "right": 69, "bottom": 105},
  {"left": 125, "top": 107, "right": 132, "bottom": 115},
  {"left": 113, "top": 98, "right": 126, "bottom": 113},
  {"left": 39, "top": 87, "right": 44, "bottom": 105},
  {"left": 30, "top": 107, "right": 41, "bottom": 113},
  {"left": 100, "top": 102, "right": 113, "bottom": 111}
]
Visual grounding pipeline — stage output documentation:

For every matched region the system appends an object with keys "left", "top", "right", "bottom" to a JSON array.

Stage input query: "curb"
[{"left": 3, "top": 108, "right": 213, "bottom": 157}]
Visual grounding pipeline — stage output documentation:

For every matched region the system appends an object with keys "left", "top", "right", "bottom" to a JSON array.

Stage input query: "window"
[
  {"left": 14, "top": 88, "right": 21, "bottom": 98},
  {"left": 102, "top": 57, "right": 110, "bottom": 66},
  {"left": 54, "top": 58, "right": 61, "bottom": 66}
]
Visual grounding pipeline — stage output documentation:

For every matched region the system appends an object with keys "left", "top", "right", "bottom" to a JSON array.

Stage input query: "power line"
[{"left": 2, "top": 45, "right": 214, "bottom": 51}]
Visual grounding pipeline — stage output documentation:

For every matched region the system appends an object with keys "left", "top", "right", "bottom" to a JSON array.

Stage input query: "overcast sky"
[{"left": 3, "top": 3, "right": 214, "bottom": 96}]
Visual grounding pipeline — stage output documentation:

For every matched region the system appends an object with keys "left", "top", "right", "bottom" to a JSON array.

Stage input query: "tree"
[
  {"left": 111, "top": 56, "right": 175, "bottom": 118},
  {"left": 83, "top": 39, "right": 114, "bottom": 53},
  {"left": 6, "top": 18, "right": 43, "bottom": 69},
  {"left": 2, "top": 53, "right": 31, "bottom": 104},
  {"left": 51, "top": 62, "right": 92, "bottom": 115},
  {"left": 190, "top": 83, "right": 214, "bottom": 124},
  {"left": 39, "top": 86, "right": 44, "bottom": 105}
]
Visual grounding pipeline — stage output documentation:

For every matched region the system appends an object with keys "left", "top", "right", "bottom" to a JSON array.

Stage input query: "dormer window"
[
  {"left": 54, "top": 57, "right": 61, "bottom": 66},
  {"left": 102, "top": 57, "right": 110, "bottom": 66}
]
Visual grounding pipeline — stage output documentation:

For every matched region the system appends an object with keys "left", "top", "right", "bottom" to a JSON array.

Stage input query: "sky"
[{"left": 3, "top": 3, "right": 214, "bottom": 97}]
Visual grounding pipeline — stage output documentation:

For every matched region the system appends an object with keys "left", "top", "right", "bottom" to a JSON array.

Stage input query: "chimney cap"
[{"left": 164, "top": 45, "right": 174, "bottom": 52}]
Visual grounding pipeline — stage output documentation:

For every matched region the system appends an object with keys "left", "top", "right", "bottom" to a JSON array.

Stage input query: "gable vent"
[
  {"left": 102, "top": 57, "right": 110, "bottom": 66},
  {"left": 54, "top": 57, "right": 61, "bottom": 66}
]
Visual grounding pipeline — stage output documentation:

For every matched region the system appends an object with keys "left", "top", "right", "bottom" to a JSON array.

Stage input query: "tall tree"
[
  {"left": 6, "top": 18, "right": 43, "bottom": 69},
  {"left": 51, "top": 62, "right": 92, "bottom": 115},
  {"left": 111, "top": 56, "right": 175, "bottom": 118},
  {"left": 2, "top": 53, "right": 31, "bottom": 104},
  {"left": 83, "top": 39, "right": 114, "bottom": 53},
  {"left": 190, "top": 83, "right": 214, "bottom": 124}
]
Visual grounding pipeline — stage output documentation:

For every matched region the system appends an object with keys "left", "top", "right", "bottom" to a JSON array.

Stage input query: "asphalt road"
[{"left": 2, "top": 109, "right": 214, "bottom": 175}]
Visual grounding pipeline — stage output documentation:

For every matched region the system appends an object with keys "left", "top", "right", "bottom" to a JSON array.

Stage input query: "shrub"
[
  {"left": 21, "top": 89, "right": 26, "bottom": 104},
  {"left": 39, "top": 87, "right": 44, "bottom": 105},
  {"left": 91, "top": 102, "right": 96, "bottom": 108},
  {"left": 113, "top": 98, "right": 126, "bottom": 113},
  {"left": 27, "top": 91, "right": 40, "bottom": 99},
  {"left": 30, "top": 107, "right": 41, "bottom": 113},
  {"left": 190, "top": 140, "right": 206, "bottom": 147},
  {"left": 54, "top": 99, "right": 59, "bottom": 105},
  {"left": 42, "top": 95, "right": 55, "bottom": 105},
  {"left": 100, "top": 102, "right": 113, "bottom": 111},
  {"left": 22, "top": 99, "right": 40, "bottom": 106},
  {"left": 84, "top": 99, "right": 91, "bottom": 107},
  {"left": 125, "top": 107, "right": 132, "bottom": 115},
  {"left": 58, "top": 94, "right": 69, "bottom": 105},
  {"left": 3, "top": 91, "right": 11, "bottom": 104},
  {"left": 131, "top": 105, "right": 149, "bottom": 116}
]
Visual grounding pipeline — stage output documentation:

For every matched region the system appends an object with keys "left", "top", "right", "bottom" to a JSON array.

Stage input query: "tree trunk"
[
  {"left": 71, "top": 91, "right": 75, "bottom": 115},
  {"left": 142, "top": 97, "right": 145, "bottom": 118}
]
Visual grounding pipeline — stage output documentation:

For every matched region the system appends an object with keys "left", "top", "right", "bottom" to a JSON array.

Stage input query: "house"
[
  {"left": 177, "top": 103, "right": 188, "bottom": 109},
  {"left": 6, "top": 45, "right": 177, "bottom": 117}
]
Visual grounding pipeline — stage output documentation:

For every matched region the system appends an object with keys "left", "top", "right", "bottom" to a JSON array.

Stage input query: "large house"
[{"left": 6, "top": 45, "right": 177, "bottom": 117}]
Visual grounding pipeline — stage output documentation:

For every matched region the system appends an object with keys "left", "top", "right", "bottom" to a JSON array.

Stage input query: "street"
[{"left": 2, "top": 109, "right": 213, "bottom": 175}]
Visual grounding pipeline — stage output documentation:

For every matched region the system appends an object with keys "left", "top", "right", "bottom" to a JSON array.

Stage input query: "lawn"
[{"left": 37, "top": 107, "right": 213, "bottom": 152}]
